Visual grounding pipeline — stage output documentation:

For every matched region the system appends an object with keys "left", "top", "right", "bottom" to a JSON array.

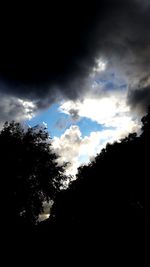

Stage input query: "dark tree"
[
  {"left": 50, "top": 109, "right": 150, "bottom": 240},
  {"left": 141, "top": 107, "right": 150, "bottom": 139},
  {"left": 0, "top": 121, "right": 67, "bottom": 228}
]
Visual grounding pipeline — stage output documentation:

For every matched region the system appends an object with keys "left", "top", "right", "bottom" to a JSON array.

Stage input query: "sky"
[{"left": 0, "top": 0, "right": 150, "bottom": 175}]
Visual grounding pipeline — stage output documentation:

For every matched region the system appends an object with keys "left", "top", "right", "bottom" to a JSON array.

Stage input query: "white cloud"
[
  {"left": 92, "top": 58, "right": 107, "bottom": 74},
  {"left": 52, "top": 126, "right": 82, "bottom": 175},
  {"left": 55, "top": 91, "right": 140, "bottom": 176},
  {"left": 60, "top": 91, "right": 139, "bottom": 130},
  {"left": 17, "top": 99, "right": 36, "bottom": 120}
]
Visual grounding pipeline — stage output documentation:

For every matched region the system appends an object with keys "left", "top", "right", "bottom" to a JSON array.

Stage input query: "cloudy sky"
[{"left": 0, "top": 0, "right": 150, "bottom": 175}]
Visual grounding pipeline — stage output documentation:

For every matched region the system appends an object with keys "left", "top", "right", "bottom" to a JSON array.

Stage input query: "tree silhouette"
[
  {"left": 141, "top": 107, "right": 150, "bottom": 139},
  {"left": 50, "top": 109, "right": 150, "bottom": 236},
  {"left": 0, "top": 121, "right": 67, "bottom": 228}
]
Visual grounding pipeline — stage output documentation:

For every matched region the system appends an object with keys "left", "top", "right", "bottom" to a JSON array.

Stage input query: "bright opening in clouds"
[
  {"left": 25, "top": 59, "right": 141, "bottom": 176},
  {"left": 92, "top": 58, "right": 107, "bottom": 74},
  {"left": 53, "top": 89, "right": 140, "bottom": 175}
]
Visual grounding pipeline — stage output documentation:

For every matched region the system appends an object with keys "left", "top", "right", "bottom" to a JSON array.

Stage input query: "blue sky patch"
[{"left": 26, "top": 102, "right": 104, "bottom": 138}]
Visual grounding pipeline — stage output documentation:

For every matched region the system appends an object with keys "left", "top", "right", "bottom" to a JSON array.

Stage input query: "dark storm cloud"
[
  {"left": 0, "top": 1, "right": 101, "bottom": 101},
  {"left": 127, "top": 75, "right": 150, "bottom": 114},
  {"left": 0, "top": 0, "right": 150, "bottom": 115}
]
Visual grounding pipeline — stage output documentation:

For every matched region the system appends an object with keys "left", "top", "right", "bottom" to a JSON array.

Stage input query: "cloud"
[
  {"left": 0, "top": 0, "right": 149, "bottom": 117},
  {"left": 55, "top": 89, "right": 141, "bottom": 175},
  {"left": 38, "top": 201, "right": 53, "bottom": 222},
  {"left": 52, "top": 126, "right": 82, "bottom": 175},
  {"left": 52, "top": 109, "right": 140, "bottom": 176},
  {"left": 60, "top": 91, "right": 139, "bottom": 129},
  {"left": 0, "top": 93, "right": 36, "bottom": 128},
  {"left": 53, "top": 125, "right": 109, "bottom": 175},
  {"left": 127, "top": 75, "right": 150, "bottom": 115},
  {"left": 92, "top": 58, "right": 107, "bottom": 74},
  {"left": 67, "top": 108, "right": 80, "bottom": 122}
]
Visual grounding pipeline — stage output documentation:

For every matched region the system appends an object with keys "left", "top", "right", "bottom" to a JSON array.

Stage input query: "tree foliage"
[
  {"left": 51, "top": 109, "right": 150, "bottom": 234},
  {"left": 0, "top": 122, "right": 66, "bottom": 226}
]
